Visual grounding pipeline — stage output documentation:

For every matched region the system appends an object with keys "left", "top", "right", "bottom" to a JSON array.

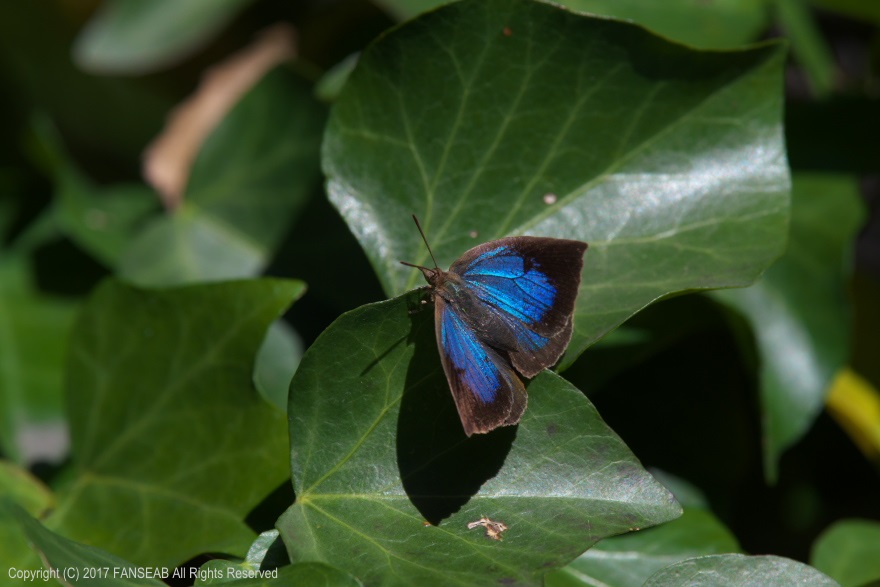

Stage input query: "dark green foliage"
[{"left": 2, "top": 0, "right": 878, "bottom": 586}]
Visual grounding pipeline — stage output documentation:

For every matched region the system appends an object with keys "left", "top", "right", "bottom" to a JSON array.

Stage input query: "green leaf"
[
  {"left": 372, "top": 0, "right": 448, "bottom": 21},
  {"left": 713, "top": 174, "right": 864, "bottom": 481},
  {"left": 647, "top": 469, "right": 710, "bottom": 509},
  {"left": 323, "top": 0, "right": 790, "bottom": 368},
  {"left": 0, "top": 257, "right": 76, "bottom": 463},
  {"left": 120, "top": 67, "right": 325, "bottom": 286},
  {"left": 55, "top": 179, "right": 159, "bottom": 269},
  {"left": 315, "top": 53, "right": 360, "bottom": 103},
  {"left": 118, "top": 210, "right": 266, "bottom": 285},
  {"left": 44, "top": 278, "right": 305, "bottom": 566},
  {"left": 10, "top": 503, "right": 165, "bottom": 586},
  {"left": 0, "top": 461, "right": 54, "bottom": 516},
  {"left": 31, "top": 115, "right": 159, "bottom": 269},
  {"left": 73, "top": 0, "right": 253, "bottom": 74},
  {"left": 546, "top": 509, "right": 740, "bottom": 587},
  {"left": 375, "top": 0, "right": 769, "bottom": 47},
  {"left": 0, "top": 463, "right": 54, "bottom": 574},
  {"left": 559, "top": 0, "right": 769, "bottom": 49},
  {"left": 775, "top": 0, "right": 836, "bottom": 97},
  {"left": 254, "top": 320, "right": 304, "bottom": 412},
  {"left": 643, "top": 554, "right": 840, "bottom": 586},
  {"left": 242, "top": 530, "right": 284, "bottom": 568},
  {"left": 811, "top": 519, "right": 880, "bottom": 587},
  {"left": 279, "top": 291, "right": 681, "bottom": 586}
]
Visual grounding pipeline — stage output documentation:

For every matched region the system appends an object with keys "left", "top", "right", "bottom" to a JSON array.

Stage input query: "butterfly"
[{"left": 402, "top": 216, "right": 587, "bottom": 436}]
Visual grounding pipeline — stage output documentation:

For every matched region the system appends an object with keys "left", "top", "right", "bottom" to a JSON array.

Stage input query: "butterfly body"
[{"left": 405, "top": 227, "right": 587, "bottom": 436}]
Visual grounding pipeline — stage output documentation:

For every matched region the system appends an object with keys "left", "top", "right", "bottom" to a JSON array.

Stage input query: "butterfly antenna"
[{"left": 410, "top": 214, "right": 440, "bottom": 270}]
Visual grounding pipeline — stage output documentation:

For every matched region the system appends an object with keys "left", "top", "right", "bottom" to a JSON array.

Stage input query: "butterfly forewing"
[{"left": 451, "top": 237, "right": 587, "bottom": 377}]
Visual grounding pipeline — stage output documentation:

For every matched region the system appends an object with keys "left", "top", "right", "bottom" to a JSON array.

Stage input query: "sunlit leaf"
[
  {"left": 547, "top": 468, "right": 737, "bottom": 587},
  {"left": 546, "top": 509, "right": 740, "bottom": 587},
  {"left": 643, "top": 554, "right": 840, "bottom": 586},
  {"left": 279, "top": 291, "right": 680, "bottom": 586},
  {"left": 324, "top": 0, "right": 789, "bottom": 370},
  {"left": 375, "top": 0, "right": 769, "bottom": 48}
]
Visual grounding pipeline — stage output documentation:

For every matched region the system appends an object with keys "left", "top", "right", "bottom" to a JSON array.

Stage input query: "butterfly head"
[
  {"left": 400, "top": 214, "right": 446, "bottom": 290},
  {"left": 402, "top": 263, "right": 445, "bottom": 289}
]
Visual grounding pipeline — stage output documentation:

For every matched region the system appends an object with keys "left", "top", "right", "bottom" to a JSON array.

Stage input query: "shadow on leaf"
[{"left": 396, "top": 298, "right": 516, "bottom": 525}]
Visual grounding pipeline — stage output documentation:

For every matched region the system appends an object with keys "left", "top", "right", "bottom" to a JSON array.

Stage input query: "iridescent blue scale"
[{"left": 403, "top": 217, "right": 588, "bottom": 436}]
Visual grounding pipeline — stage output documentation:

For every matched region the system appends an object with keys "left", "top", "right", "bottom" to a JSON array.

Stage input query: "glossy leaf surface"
[
  {"left": 545, "top": 509, "right": 740, "bottom": 587},
  {"left": 643, "top": 554, "right": 840, "bottom": 586},
  {"left": 280, "top": 292, "right": 680, "bottom": 586},
  {"left": 376, "top": 0, "right": 768, "bottom": 48},
  {"left": 324, "top": 0, "right": 789, "bottom": 368}
]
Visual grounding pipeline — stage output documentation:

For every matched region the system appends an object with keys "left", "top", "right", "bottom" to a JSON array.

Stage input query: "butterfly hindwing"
[
  {"left": 435, "top": 296, "right": 527, "bottom": 436},
  {"left": 450, "top": 237, "right": 587, "bottom": 377}
]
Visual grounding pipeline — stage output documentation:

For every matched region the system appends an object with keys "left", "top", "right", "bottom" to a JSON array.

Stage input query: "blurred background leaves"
[{"left": 1, "top": 0, "right": 878, "bottom": 585}]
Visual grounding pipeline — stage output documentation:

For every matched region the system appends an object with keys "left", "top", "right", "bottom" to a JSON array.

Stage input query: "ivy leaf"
[
  {"left": 120, "top": 67, "right": 325, "bottom": 286},
  {"left": 379, "top": 0, "right": 769, "bottom": 48},
  {"left": 55, "top": 181, "right": 159, "bottom": 269},
  {"left": 546, "top": 469, "right": 739, "bottom": 587},
  {"left": 374, "top": 0, "right": 768, "bottom": 49},
  {"left": 30, "top": 116, "right": 159, "bottom": 269},
  {"left": 713, "top": 174, "right": 865, "bottom": 481},
  {"left": 11, "top": 503, "right": 164, "bottom": 585},
  {"left": 254, "top": 321, "right": 303, "bottom": 412},
  {"left": 545, "top": 509, "right": 740, "bottom": 587},
  {"left": 279, "top": 292, "right": 680, "bottom": 586},
  {"left": 556, "top": 0, "right": 769, "bottom": 48},
  {"left": 0, "top": 463, "right": 53, "bottom": 573},
  {"left": 73, "top": 0, "right": 253, "bottom": 74},
  {"left": 643, "top": 554, "right": 840, "bottom": 586},
  {"left": 44, "top": 279, "right": 304, "bottom": 566},
  {"left": 323, "top": 0, "right": 789, "bottom": 369},
  {"left": 811, "top": 519, "right": 880, "bottom": 587}
]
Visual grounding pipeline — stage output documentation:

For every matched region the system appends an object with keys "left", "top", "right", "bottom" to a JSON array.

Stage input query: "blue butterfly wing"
[
  {"left": 450, "top": 237, "right": 587, "bottom": 378},
  {"left": 435, "top": 296, "right": 527, "bottom": 437}
]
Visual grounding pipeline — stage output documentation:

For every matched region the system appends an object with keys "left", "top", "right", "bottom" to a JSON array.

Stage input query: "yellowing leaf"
[{"left": 826, "top": 368, "right": 880, "bottom": 461}]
